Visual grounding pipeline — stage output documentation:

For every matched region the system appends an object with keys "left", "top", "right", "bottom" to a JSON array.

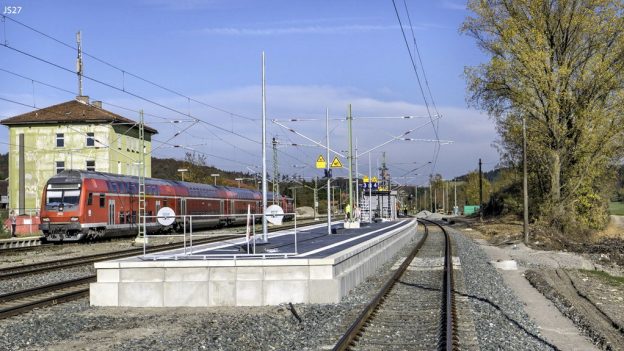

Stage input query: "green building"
[{"left": 0, "top": 97, "right": 158, "bottom": 213}]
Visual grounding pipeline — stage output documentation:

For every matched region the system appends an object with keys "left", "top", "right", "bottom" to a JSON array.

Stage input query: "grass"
[
  {"left": 609, "top": 202, "right": 624, "bottom": 216},
  {"left": 580, "top": 269, "right": 624, "bottom": 287}
]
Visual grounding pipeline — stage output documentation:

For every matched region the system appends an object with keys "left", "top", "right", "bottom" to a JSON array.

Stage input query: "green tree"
[
  {"left": 463, "top": 0, "right": 624, "bottom": 231},
  {"left": 463, "top": 171, "right": 491, "bottom": 205},
  {"left": 183, "top": 152, "right": 210, "bottom": 184}
]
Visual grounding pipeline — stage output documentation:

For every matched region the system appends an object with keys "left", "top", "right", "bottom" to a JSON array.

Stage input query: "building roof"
[{"left": 0, "top": 99, "right": 158, "bottom": 134}]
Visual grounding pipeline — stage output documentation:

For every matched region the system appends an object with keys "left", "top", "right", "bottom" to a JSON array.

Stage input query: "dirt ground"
[
  {"left": 458, "top": 215, "right": 624, "bottom": 270},
  {"left": 455, "top": 215, "right": 624, "bottom": 350}
]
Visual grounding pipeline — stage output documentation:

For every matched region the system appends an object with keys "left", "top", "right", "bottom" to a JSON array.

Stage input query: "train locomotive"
[{"left": 39, "top": 170, "right": 294, "bottom": 242}]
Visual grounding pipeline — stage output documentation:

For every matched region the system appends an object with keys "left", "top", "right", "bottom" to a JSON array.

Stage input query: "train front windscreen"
[{"left": 45, "top": 184, "right": 81, "bottom": 212}]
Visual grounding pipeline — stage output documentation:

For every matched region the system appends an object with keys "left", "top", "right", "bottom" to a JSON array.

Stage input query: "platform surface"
[
  {"left": 91, "top": 219, "right": 418, "bottom": 307},
  {"left": 138, "top": 220, "right": 412, "bottom": 261}
]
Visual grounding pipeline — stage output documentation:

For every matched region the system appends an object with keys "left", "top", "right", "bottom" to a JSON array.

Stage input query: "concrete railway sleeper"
[{"left": 333, "top": 219, "right": 457, "bottom": 351}]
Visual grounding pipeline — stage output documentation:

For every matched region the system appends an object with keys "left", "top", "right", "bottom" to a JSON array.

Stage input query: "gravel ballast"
[
  {"left": 449, "top": 227, "right": 557, "bottom": 350},
  {"left": 0, "top": 222, "right": 562, "bottom": 350}
]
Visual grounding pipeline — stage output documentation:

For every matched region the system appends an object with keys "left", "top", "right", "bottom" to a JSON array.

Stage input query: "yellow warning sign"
[
  {"left": 330, "top": 156, "right": 343, "bottom": 168},
  {"left": 363, "top": 176, "right": 369, "bottom": 183},
  {"left": 316, "top": 155, "right": 327, "bottom": 169},
  {"left": 371, "top": 176, "right": 378, "bottom": 183}
]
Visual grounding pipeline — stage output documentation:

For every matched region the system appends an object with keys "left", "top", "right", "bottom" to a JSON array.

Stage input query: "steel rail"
[
  {"left": 420, "top": 218, "right": 456, "bottom": 351},
  {"left": 0, "top": 235, "right": 239, "bottom": 279},
  {"left": 0, "top": 277, "right": 94, "bottom": 319},
  {"left": 332, "top": 220, "right": 428, "bottom": 351},
  {"left": 0, "top": 275, "right": 96, "bottom": 304},
  {"left": 0, "top": 219, "right": 322, "bottom": 279}
]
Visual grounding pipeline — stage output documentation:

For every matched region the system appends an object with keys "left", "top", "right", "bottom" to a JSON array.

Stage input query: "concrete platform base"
[{"left": 90, "top": 220, "right": 417, "bottom": 307}]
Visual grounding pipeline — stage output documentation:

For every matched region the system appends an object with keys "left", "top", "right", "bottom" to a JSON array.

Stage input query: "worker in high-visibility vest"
[{"left": 345, "top": 203, "right": 352, "bottom": 221}]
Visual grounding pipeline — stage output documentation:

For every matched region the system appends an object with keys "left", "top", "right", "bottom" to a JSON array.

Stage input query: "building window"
[
  {"left": 86, "top": 160, "right": 95, "bottom": 171},
  {"left": 56, "top": 133, "right": 64, "bottom": 147},
  {"left": 55, "top": 161, "right": 65, "bottom": 174},
  {"left": 86, "top": 132, "right": 95, "bottom": 147}
]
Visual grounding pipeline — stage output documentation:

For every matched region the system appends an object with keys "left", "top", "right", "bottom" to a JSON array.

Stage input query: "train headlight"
[
  {"left": 70, "top": 217, "right": 79, "bottom": 222},
  {"left": 42, "top": 217, "right": 50, "bottom": 222}
]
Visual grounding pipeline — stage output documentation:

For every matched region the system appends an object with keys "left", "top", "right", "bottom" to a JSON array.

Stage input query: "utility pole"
[
  {"left": 261, "top": 52, "right": 268, "bottom": 242},
  {"left": 415, "top": 185, "right": 418, "bottom": 213},
  {"left": 479, "top": 158, "right": 483, "bottom": 222},
  {"left": 272, "top": 137, "right": 278, "bottom": 205},
  {"left": 454, "top": 179, "right": 457, "bottom": 214},
  {"left": 76, "top": 31, "right": 83, "bottom": 96},
  {"left": 136, "top": 110, "right": 147, "bottom": 249},
  {"left": 314, "top": 176, "right": 319, "bottom": 221},
  {"left": 326, "top": 108, "right": 331, "bottom": 234},
  {"left": 442, "top": 180, "right": 445, "bottom": 214},
  {"left": 368, "top": 152, "right": 372, "bottom": 222},
  {"left": 347, "top": 104, "right": 354, "bottom": 224},
  {"left": 523, "top": 117, "right": 529, "bottom": 244}
]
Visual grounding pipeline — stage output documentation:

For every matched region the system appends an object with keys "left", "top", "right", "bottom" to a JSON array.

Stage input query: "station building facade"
[{"left": 0, "top": 97, "right": 158, "bottom": 213}]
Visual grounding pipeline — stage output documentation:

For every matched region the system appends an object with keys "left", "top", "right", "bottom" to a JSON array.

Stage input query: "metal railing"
[{"left": 140, "top": 212, "right": 298, "bottom": 260}]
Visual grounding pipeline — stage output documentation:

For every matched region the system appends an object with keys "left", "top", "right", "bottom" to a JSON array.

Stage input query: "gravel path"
[
  {"left": 449, "top": 227, "right": 557, "bottom": 350},
  {"left": 0, "top": 223, "right": 562, "bottom": 350}
]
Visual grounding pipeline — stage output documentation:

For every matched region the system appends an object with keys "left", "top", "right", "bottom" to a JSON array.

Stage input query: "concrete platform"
[{"left": 90, "top": 219, "right": 418, "bottom": 307}]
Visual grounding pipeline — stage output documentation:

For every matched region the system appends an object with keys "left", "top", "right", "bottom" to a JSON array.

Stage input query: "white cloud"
[
  {"left": 0, "top": 84, "right": 499, "bottom": 179},
  {"left": 140, "top": 84, "right": 499, "bottom": 178},
  {"left": 195, "top": 24, "right": 401, "bottom": 36},
  {"left": 440, "top": 1, "right": 467, "bottom": 11}
]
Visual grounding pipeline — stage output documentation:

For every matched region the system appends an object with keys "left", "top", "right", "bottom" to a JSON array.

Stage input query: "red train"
[{"left": 39, "top": 170, "right": 294, "bottom": 242}]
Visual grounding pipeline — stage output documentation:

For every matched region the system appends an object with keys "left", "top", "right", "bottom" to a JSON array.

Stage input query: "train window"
[
  {"left": 56, "top": 133, "right": 64, "bottom": 147},
  {"left": 99, "top": 194, "right": 105, "bottom": 208},
  {"left": 163, "top": 199, "right": 167, "bottom": 207},
  {"left": 87, "top": 193, "right": 93, "bottom": 205},
  {"left": 119, "top": 211, "right": 125, "bottom": 224},
  {"left": 132, "top": 211, "right": 137, "bottom": 224},
  {"left": 86, "top": 132, "right": 95, "bottom": 147}
]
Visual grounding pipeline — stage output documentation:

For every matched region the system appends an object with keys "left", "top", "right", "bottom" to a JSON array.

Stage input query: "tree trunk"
[{"left": 550, "top": 150, "right": 561, "bottom": 203}]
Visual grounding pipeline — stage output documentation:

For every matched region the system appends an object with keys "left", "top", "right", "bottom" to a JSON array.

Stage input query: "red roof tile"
[{"left": 0, "top": 100, "right": 158, "bottom": 134}]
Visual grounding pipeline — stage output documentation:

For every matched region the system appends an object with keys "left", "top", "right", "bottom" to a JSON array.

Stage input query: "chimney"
[
  {"left": 92, "top": 100, "right": 102, "bottom": 108},
  {"left": 76, "top": 95, "right": 89, "bottom": 104}
]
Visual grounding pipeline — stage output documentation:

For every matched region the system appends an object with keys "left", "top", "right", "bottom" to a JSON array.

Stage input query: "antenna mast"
[{"left": 76, "top": 31, "right": 83, "bottom": 96}]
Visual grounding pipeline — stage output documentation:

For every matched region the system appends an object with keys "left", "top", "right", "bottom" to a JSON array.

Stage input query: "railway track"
[
  {"left": 0, "top": 218, "right": 319, "bottom": 279},
  {"left": 0, "top": 235, "right": 239, "bottom": 279},
  {"left": 333, "top": 219, "right": 457, "bottom": 351},
  {"left": 0, "top": 220, "right": 322, "bottom": 319},
  {"left": 0, "top": 276, "right": 94, "bottom": 319}
]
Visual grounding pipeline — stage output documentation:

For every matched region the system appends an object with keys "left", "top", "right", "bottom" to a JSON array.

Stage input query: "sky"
[{"left": 0, "top": 0, "right": 499, "bottom": 186}]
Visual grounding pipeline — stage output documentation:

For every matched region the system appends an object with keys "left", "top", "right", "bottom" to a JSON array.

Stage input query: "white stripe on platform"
[{"left": 296, "top": 220, "right": 413, "bottom": 257}]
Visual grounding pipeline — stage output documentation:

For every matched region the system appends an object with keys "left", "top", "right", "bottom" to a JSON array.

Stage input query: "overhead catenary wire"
[
  {"left": 0, "top": 67, "right": 194, "bottom": 124},
  {"left": 0, "top": 14, "right": 256, "bottom": 122},
  {"left": 0, "top": 39, "right": 261, "bottom": 145},
  {"left": 390, "top": 0, "right": 442, "bottom": 175}
]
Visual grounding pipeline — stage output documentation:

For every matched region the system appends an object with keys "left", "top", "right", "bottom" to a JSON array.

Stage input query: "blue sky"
[{"left": 0, "top": 0, "right": 498, "bottom": 185}]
